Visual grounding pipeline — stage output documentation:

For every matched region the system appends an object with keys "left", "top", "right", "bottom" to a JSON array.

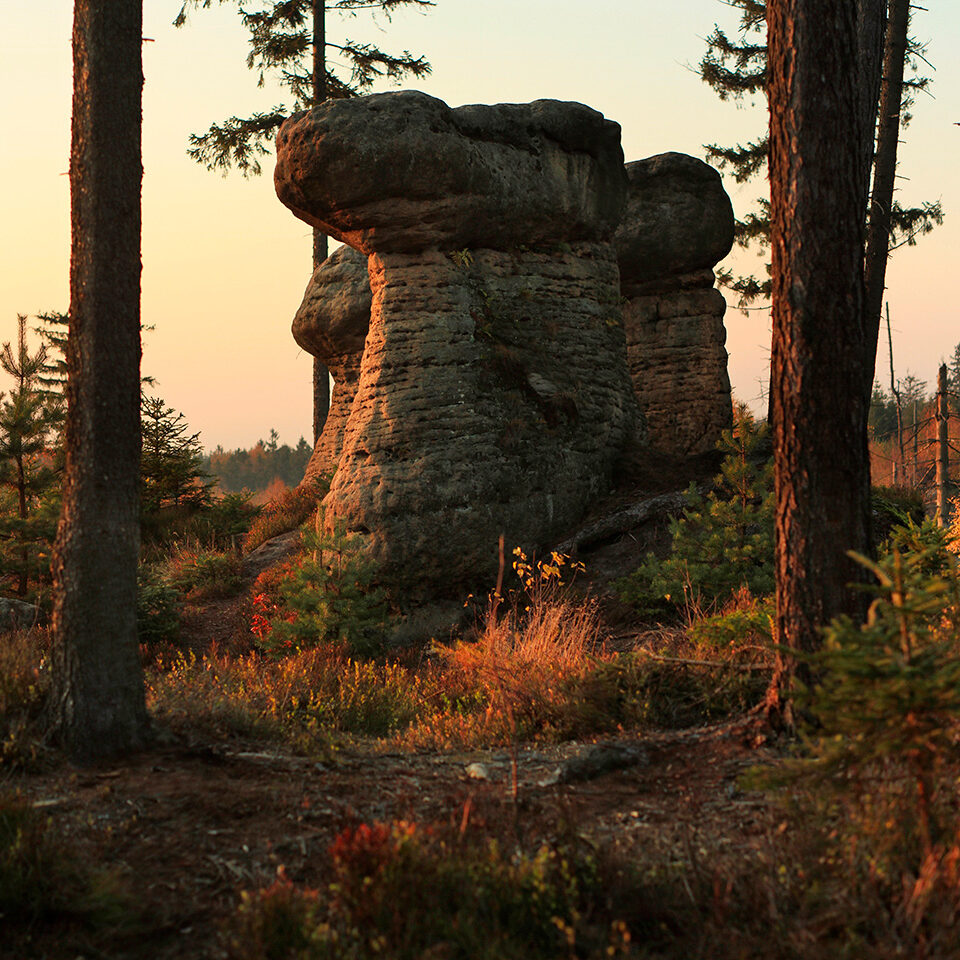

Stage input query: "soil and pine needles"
[{"left": 3, "top": 449, "right": 960, "bottom": 958}]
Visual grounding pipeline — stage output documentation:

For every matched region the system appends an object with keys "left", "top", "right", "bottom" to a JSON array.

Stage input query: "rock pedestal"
[
  {"left": 292, "top": 244, "right": 371, "bottom": 480},
  {"left": 615, "top": 153, "right": 735, "bottom": 457},
  {"left": 276, "top": 91, "right": 638, "bottom": 598}
]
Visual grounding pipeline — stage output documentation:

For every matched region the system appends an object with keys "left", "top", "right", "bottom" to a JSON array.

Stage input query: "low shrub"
[
  {"left": 0, "top": 629, "right": 49, "bottom": 770},
  {"left": 255, "top": 519, "right": 388, "bottom": 659},
  {"left": 227, "top": 819, "right": 647, "bottom": 960},
  {"left": 617, "top": 407, "right": 774, "bottom": 614},
  {"left": 243, "top": 481, "right": 327, "bottom": 553},
  {"left": 136, "top": 576, "right": 181, "bottom": 646},
  {"left": 163, "top": 545, "right": 245, "bottom": 601}
]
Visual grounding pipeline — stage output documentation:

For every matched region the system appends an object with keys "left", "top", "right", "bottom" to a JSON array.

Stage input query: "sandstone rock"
[
  {"left": 615, "top": 152, "right": 734, "bottom": 290},
  {"left": 275, "top": 91, "right": 627, "bottom": 254},
  {"left": 275, "top": 92, "right": 637, "bottom": 598},
  {"left": 615, "top": 154, "right": 735, "bottom": 457},
  {"left": 292, "top": 245, "right": 372, "bottom": 479},
  {"left": 0, "top": 597, "right": 38, "bottom": 631}
]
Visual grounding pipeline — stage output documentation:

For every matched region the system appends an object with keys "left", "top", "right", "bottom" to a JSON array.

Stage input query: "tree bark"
[
  {"left": 311, "top": 0, "right": 330, "bottom": 443},
  {"left": 49, "top": 0, "right": 149, "bottom": 761},
  {"left": 768, "top": 0, "right": 873, "bottom": 696},
  {"left": 863, "top": 0, "right": 910, "bottom": 394}
]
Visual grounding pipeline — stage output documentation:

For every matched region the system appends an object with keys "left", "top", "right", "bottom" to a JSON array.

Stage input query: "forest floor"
[{"left": 4, "top": 450, "right": 786, "bottom": 960}]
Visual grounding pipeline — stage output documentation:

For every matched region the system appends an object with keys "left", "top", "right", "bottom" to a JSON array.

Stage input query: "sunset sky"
[{"left": 2, "top": 0, "right": 957, "bottom": 450}]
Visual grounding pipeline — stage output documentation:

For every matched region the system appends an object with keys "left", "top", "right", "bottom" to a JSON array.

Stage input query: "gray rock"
[
  {"left": 615, "top": 154, "right": 734, "bottom": 457},
  {"left": 275, "top": 91, "right": 627, "bottom": 254},
  {"left": 615, "top": 153, "right": 734, "bottom": 288},
  {"left": 0, "top": 597, "right": 38, "bottom": 631},
  {"left": 292, "top": 245, "right": 372, "bottom": 480},
  {"left": 275, "top": 93, "right": 638, "bottom": 599},
  {"left": 554, "top": 742, "right": 648, "bottom": 784}
]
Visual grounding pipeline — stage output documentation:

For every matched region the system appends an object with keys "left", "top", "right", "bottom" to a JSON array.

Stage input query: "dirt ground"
[
  {"left": 5, "top": 459, "right": 778, "bottom": 960},
  {"left": 8, "top": 712, "right": 776, "bottom": 960}
]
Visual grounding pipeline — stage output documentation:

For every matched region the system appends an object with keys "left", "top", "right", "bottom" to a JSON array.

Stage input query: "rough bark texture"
[
  {"left": 276, "top": 93, "right": 637, "bottom": 598},
  {"left": 50, "top": 0, "right": 150, "bottom": 760},
  {"left": 863, "top": 0, "right": 908, "bottom": 393},
  {"left": 768, "top": 0, "right": 873, "bottom": 675},
  {"left": 615, "top": 154, "right": 734, "bottom": 457}
]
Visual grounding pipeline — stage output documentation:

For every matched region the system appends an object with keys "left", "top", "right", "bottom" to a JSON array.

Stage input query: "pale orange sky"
[{"left": 2, "top": 1, "right": 957, "bottom": 449}]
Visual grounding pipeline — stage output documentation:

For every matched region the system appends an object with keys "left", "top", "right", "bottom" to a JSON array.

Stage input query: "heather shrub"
[
  {"left": 163, "top": 544, "right": 244, "bottom": 600},
  {"left": 227, "top": 820, "right": 642, "bottom": 960},
  {"left": 0, "top": 629, "right": 48, "bottom": 769},
  {"left": 243, "top": 480, "right": 327, "bottom": 553}
]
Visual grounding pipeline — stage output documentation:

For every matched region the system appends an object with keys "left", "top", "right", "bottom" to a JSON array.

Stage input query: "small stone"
[{"left": 465, "top": 763, "right": 490, "bottom": 781}]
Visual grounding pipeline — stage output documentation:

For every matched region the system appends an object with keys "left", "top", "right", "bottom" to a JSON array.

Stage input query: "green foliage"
[
  {"left": 687, "top": 592, "right": 774, "bottom": 650},
  {"left": 203, "top": 433, "right": 313, "bottom": 493},
  {"left": 0, "top": 316, "right": 62, "bottom": 600},
  {"left": 136, "top": 576, "right": 181, "bottom": 646},
  {"left": 257, "top": 519, "right": 387, "bottom": 658},
  {"left": 699, "top": 0, "right": 942, "bottom": 308},
  {"left": 141, "top": 393, "right": 212, "bottom": 520},
  {"left": 617, "top": 409, "right": 773, "bottom": 612},
  {"left": 227, "top": 821, "right": 639, "bottom": 960},
  {"left": 871, "top": 483, "right": 926, "bottom": 546},
  {"left": 795, "top": 522, "right": 960, "bottom": 860},
  {"left": 174, "top": 0, "right": 434, "bottom": 176},
  {"left": 162, "top": 546, "right": 245, "bottom": 601}
]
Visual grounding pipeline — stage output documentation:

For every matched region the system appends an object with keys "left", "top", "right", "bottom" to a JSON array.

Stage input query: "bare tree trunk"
[
  {"left": 311, "top": 0, "right": 330, "bottom": 444},
  {"left": 886, "top": 303, "right": 905, "bottom": 483},
  {"left": 937, "top": 364, "right": 949, "bottom": 527},
  {"left": 863, "top": 0, "right": 910, "bottom": 394},
  {"left": 768, "top": 0, "right": 873, "bottom": 710},
  {"left": 49, "top": 0, "right": 149, "bottom": 761}
]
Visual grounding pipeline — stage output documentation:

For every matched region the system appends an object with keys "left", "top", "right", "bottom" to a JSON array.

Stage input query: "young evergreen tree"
[
  {"left": 701, "top": 0, "right": 942, "bottom": 310},
  {"left": 174, "top": 0, "right": 433, "bottom": 443},
  {"left": 140, "top": 394, "right": 211, "bottom": 516},
  {"left": 0, "top": 316, "right": 62, "bottom": 598}
]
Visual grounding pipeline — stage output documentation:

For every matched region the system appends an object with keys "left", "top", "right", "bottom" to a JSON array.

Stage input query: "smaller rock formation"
[
  {"left": 615, "top": 153, "right": 735, "bottom": 457},
  {"left": 291, "top": 245, "right": 371, "bottom": 480}
]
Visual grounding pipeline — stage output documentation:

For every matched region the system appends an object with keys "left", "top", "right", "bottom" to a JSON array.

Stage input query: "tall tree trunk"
[
  {"left": 311, "top": 0, "right": 330, "bottom": 444},
  {"left": 49, "top": 0, "right": 149, "bottom": 761},
  {"left": 863, "top": 0, "right": 910, "bottom": 395},
  {"left": 768, "top": 0, "right": 873, "bottom": 707}
]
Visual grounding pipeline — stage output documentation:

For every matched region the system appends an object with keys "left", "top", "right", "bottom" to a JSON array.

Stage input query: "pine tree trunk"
[
  {"left": 863, "top": 0, "right": 910, "bottom": 394},
  {"left": 49, "top": 0, "right": 149, "bottom": 761},
  {"left": 311, "top": 0, "right": 330, "bottom": 444},
  {"left": 768, "top": 0, "right": 873, "bottom": 702}
]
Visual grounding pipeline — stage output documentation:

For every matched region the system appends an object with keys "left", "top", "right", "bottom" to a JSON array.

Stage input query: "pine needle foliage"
[
  {"left": 174, "top": 0, "right": 433, "bottom": 176},
  {"left": 618, "top": 407, "right": 774, "bottom": 612},
  {"left": 699, "top": 0, "right": 942, "bottom": 308}
]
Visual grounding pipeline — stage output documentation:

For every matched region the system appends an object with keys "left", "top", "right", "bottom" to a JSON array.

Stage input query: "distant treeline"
[{"left": 202, "top": 430, "right": 312, "bottom": 493}]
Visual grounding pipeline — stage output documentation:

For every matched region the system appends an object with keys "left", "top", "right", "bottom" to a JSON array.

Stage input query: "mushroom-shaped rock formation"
[
  {"left": 615, "top": 153, "right": 735, "bottom": 457},
  {"left": 276, "top": 91, "right": 639, "bottom": 598},
  {"left": 292, "top": 244, "right": 371, "bottom": 480}
]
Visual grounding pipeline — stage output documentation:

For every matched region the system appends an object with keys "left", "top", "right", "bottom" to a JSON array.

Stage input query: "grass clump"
[
  {"left": 0, "top": 629, "right": 49, "bottom": 769},
  {"left": 1, "top": 793, "right": 134, "bottom": 949},
  {"left": 243, "top": 481, "right": 326, "bottom": 553},
  {"left": 162, "top": 543, "right": 245, "bottom": 601},
  {"left": 227, "top": 819, "right": 648, "bottom": 960}
]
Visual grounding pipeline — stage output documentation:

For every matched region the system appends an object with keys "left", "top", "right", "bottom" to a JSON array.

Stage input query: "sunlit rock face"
[
  {"left": 291, "top": 245, "right": 371, "bottom": 480},
  {"left": 276, "top": 91, "right": 638, "bottom": 598},
  {"left": 615, "top": 153, "right": 735, "bottom": 457}
]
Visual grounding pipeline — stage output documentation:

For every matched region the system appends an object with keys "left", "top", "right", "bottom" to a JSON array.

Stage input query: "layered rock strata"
[
  {"left": 292, "top": 244, "right": 371, "bottom": 479},
  {"left": 276, "top": 91, "right": 638, "bottom": 597},
  {"left": 615, "top": 153, "right": 735, "bottom": 457}
]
